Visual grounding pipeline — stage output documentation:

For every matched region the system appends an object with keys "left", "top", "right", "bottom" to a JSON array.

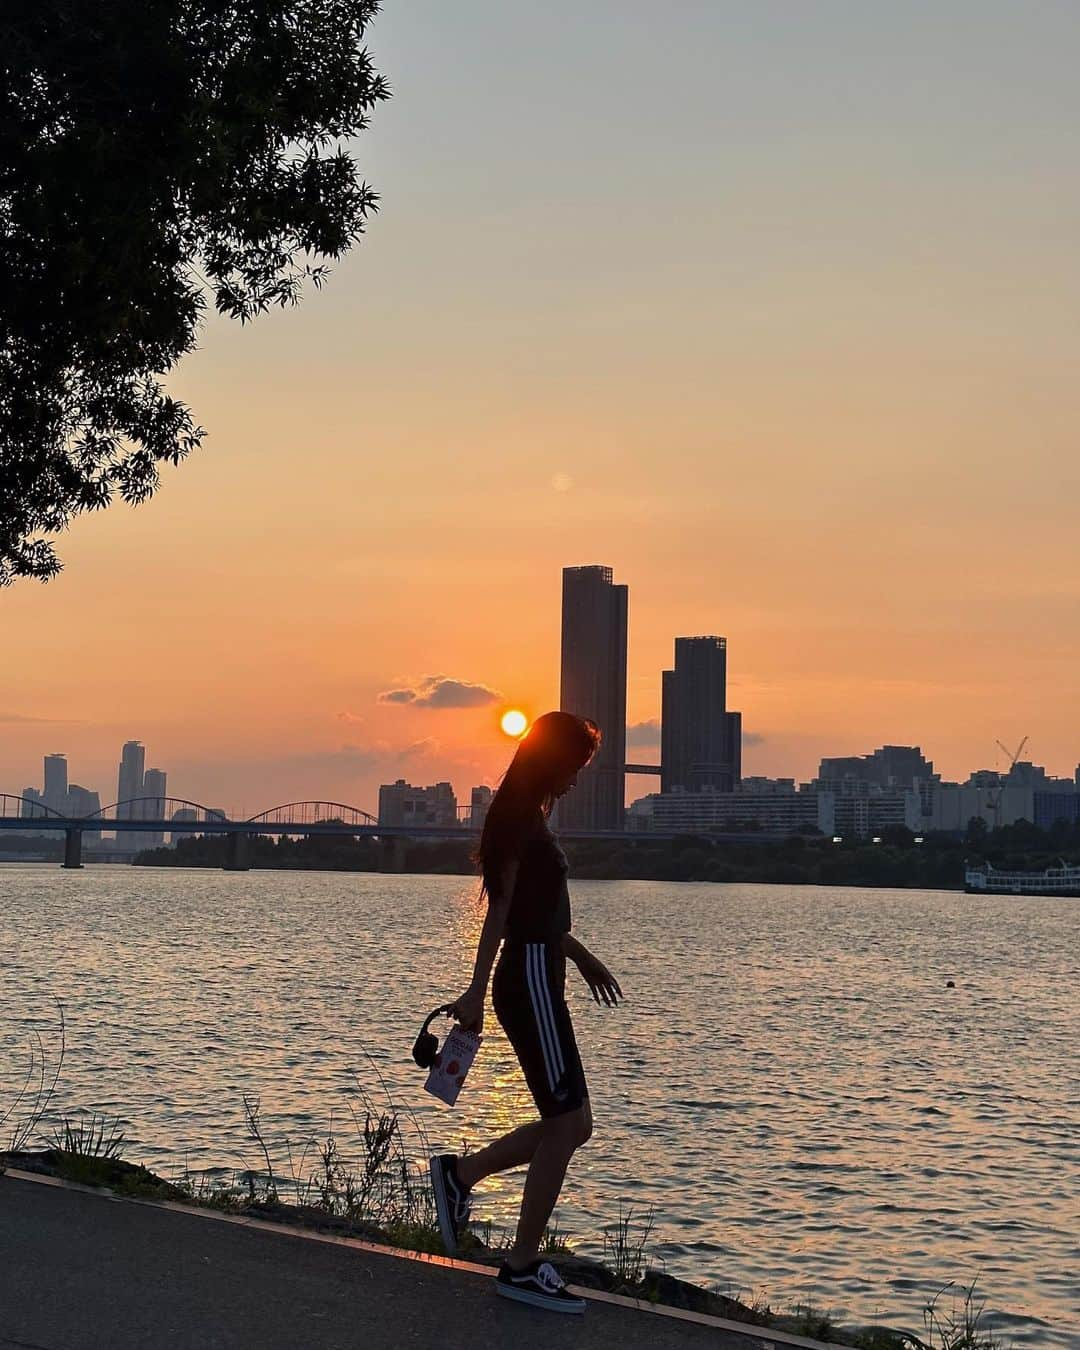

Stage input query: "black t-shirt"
[{"left": 485, "top": 813, "right": 571, "bottom": 944}]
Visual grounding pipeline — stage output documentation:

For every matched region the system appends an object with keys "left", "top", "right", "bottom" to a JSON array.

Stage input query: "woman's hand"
[
  {"left": 572, "top": 948, "right": 624, "bottom": 1008},
  {"left": 449, "top": 984, "right": 485, "bottom": 1035}
]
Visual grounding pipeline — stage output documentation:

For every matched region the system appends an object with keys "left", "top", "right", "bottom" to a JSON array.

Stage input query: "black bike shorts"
[{"left": 492, "top": 941, "right": 588, "bottom": 1119}]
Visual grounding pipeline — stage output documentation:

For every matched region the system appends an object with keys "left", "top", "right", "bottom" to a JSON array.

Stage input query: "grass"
[
  {"left": 50, "top": 1110, "right": 126, "bottom": 1161},
  {"left": 600, "top": 1202, "right": 654, "bottom": 1291},
  {"left": 170, "top": 1054, "right": 444, "bottom": 1253},
  {"left": 539, "top": 1213, "right": 574, "bottom": 1257},
  {"left": 788, "top": 1301, "right": 840, "bottom": 1340},
  {"left": 0, "top": 1000, "right": 66, "bottom": 1161},
  {"left": 902, "top": 1279, "right": 1007, "bottom": 1350}
]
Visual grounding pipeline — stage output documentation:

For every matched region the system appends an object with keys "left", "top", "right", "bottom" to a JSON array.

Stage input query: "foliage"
[
  {"left": 0, "top": 0, "right": 388, "bottom": 583},
  {"left": 50, "top": 1110, "right": 126, "bottom": 1160},
  {"left": 540, "top": 1214, "right": 574, "bottom": 1256},
  {"left": 241, "top": 1093, "right": 279, "bottom": 1203},
  {"left": 217, "top": 1058, "right": 440, "bottom": 1247},
  {"left": 0, "top": 1000, "right": 66, "bottom": 1156},
  {"left": 131, "top": 816, "right": 1080, "bottom": 892},
  {"left": 965, "top": 817, "right": 990, "bottom": 847},
  {"left": 601, "top": 1202, "right": 654, "bottom": 1290},
  {"left": 787, "top": 1301, "right": 839, "bottom": 1339},
  {"left": 902, "top": 1280, "right": 1006, "bottom": 1350}
]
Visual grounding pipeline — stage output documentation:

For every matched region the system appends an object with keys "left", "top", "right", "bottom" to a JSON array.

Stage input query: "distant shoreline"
[
  {"left": 6, "top": 820, "right": 1075, "bottom": 893},
  {"left": 19, "top": 856, "right": 972, "bottom": 888}
]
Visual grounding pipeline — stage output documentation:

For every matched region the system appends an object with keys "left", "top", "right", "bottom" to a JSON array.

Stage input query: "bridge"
[{"left": 1, "top": 792, "right": 764, "bottom": 872}]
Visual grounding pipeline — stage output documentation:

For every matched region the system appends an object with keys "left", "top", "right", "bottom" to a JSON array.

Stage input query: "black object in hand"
[{"left": 412, "top": 1004, "right": 453, "bottom": 1069}]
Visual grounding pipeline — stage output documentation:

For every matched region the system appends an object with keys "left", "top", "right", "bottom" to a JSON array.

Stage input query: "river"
[{"left": 1, "top": 866, "right": 1076, "bottom": 1345}]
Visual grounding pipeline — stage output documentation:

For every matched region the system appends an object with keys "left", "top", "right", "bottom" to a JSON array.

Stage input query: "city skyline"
[
  {"left": 4, "top": 551, "right": 1079, "bottom": 818},
  {"left": 9, "top": 725, "right": 1078, "bottom": 829}
]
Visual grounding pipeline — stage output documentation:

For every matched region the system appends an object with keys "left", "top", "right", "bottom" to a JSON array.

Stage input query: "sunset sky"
[{"left": 3, "top": 0, "right": 1079, "bottom": 814}]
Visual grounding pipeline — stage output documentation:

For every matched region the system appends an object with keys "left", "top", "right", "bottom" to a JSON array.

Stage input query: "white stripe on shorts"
[
  {"left": 534, "top": 948, "right": 565, "bottom": 1080},
  {"left": 525, "top": 945, "right": 559, "bottom": 1091},
  {"left": 526, "top": 944, "right": 564, "bottom": 1091}
]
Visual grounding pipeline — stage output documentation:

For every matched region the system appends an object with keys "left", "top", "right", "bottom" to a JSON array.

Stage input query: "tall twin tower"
[{"left": 558, "top": 565, "right": 741, "bottom": 830}]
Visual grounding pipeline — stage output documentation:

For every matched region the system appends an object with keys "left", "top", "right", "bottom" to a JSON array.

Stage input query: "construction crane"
[
  {"left": 996, "top": 736, "right": 1029, "bottom": 768},
  {"left": 986, "top": 735, "right": 1029, "bottom": 831}
]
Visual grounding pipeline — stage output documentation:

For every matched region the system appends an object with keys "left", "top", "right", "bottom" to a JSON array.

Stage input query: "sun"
[{"left": 500, "top": 709, "right": 528, "bottom": 738}]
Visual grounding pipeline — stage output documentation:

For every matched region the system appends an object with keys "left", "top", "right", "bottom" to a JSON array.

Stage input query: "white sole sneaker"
[
  {"left": 495, "top": 1263, "right": 586, "bottom": 1314},
  {"left": 495, "top": 1282, "right": 586, "bottom": 1314}
]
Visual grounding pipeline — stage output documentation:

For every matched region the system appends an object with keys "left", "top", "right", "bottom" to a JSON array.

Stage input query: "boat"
[{"left": 964, "top": 860, "right": 1080, "bottom": 897}]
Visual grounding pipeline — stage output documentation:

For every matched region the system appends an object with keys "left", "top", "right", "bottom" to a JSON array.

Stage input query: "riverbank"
[
  {"left": 0, "top": 1166, "right": 785, "bottom": 1350},
  {"left": 1, "top": 1148, "right": 928, "bottom": 1348},
  {"left": 130, "top": 821, "right": 1080, "bottom": 891}
]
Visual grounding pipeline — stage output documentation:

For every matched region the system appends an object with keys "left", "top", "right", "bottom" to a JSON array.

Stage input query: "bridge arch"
[
  {"left": 0, "top": 792, "right": 68, "bottom": 819},
  {"left": 88, "top": 797, "right": 229, "bottom": 822},
  {"left": 246, "top": 801, "right": 377, "bottom": 828}
]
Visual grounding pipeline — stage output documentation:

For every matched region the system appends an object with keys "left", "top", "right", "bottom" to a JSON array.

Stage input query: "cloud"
[
  {"left": 743, "top": 731, "right": 766, "bottom": 746},
  {"left": 332, "top": 744, "right": 385, "bottom": 768},
  {"left": 398, "top": 738, "right": 440, "bottom": 759},
  {"left": 626, "top": 719, "right": 661, "bottom": 746},
  {"left": 378, "top": 675, "right": 502, "bottom": 709},
  {"left": 237, "top": 743, "right": 386, "bottom": 773},
  {"left": 329, "top": 740, "right": 442, "bottom": 765},
  {"left": 336, "top": 711, "right": 365, "bottom": 724},
  {"left": 0, "top": 713, "right": 66, "bottom": 724}
]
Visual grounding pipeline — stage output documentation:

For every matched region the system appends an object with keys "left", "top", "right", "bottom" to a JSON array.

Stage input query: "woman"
[{"left": 429, "top": 711, "right": 623, "bottom": 1314}]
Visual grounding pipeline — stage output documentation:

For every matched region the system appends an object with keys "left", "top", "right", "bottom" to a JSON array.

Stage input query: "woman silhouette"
[{"left": 429, "top": 711, "right": 623, "bottom": 1313}]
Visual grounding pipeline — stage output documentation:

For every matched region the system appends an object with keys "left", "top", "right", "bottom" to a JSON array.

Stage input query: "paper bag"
[{"left": 424, "top": 1025, "right": 482, "bottom": 1107}]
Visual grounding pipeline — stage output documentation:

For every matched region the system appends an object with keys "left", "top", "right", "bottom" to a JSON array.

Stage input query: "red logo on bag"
[{"left": 447, "top": 1060, "right": 460, "bottom": 1076}]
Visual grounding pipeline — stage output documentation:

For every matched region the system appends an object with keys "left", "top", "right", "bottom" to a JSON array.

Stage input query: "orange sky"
[{"left": 3, "top": 2, "right": 1078, "bottom": 813}]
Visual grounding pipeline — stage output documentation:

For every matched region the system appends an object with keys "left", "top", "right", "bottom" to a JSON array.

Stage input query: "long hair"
[{"left": 475, "top": 711, "right": 601, "bottom": 879}]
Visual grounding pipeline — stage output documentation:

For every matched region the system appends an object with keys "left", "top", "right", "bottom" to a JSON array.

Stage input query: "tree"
[
  {"left": 0, "top": 0, "right": 389, "bottom": 583},
  {"left": 964, "top": 815, "right": 989, "bottom": 848},
  {"left": 880, "top": 824, "right": 916, "bottom": 848}
]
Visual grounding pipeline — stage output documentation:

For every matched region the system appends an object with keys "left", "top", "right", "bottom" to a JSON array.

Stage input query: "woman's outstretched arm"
[
  {"left": 450, "top": 859, "right": 519, "bottom": 1033},
  {"left": 563, "top": 933, "right": 624, "bottom": 1007}
]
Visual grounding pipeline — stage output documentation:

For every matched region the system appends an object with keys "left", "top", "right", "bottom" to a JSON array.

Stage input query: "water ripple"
[{"left": 0, "top": 868, "right": 1076, "bottom": 1346}]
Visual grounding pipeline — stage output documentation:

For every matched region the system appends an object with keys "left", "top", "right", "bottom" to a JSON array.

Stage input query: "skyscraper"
[
  {"left": 20, "top": 787, "right": 47, "bottom": 837},
  {"left": 661, "top": 636, "right": 742, "bottom": 795},
  {"left": 469, "top": 785, "right": 494, "bottom": 829},
  {"left": 142, "top": 768, "right": 168, "bottom": 847},
  {"left": 116, "top": 740, "right": 146, "bottom": 849},
  {"left": 377, "top": 779, "right": 458, "bottom": 827},
  {"left": 558, "top": 565, "right": 628, "bottom": 830},
  {"left": 66, "top": 785, "right": 101, "bottom": 818},
  {"left": 817, "top": 746, "right": 935, "bottom": 790},
  {"left": 117, "top": 740, "right": 145, "bottom": 807},
  {"left": 43, "top": 754, "right": 68, "bottom": 813}
]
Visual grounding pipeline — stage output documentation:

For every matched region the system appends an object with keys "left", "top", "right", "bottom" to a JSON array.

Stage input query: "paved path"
[{"left": 0, "top": 1173, "right": 797, "bottom": 1350}]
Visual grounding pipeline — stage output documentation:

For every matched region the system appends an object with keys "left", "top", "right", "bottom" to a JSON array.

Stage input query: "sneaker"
[
  {"left": 429, "top": 1154, "right": 471, "bottom": 1255},
  {"left": 495, "top": 1259, "right": 586, "bottom": 1314}
]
